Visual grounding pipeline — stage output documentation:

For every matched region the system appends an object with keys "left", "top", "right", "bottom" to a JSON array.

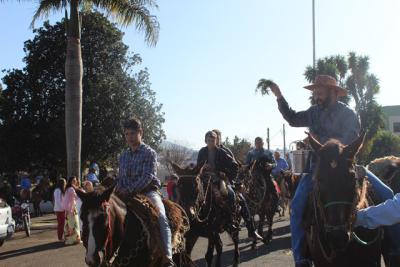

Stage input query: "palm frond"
[
  {"left": 31, "top": 0, "right": 67, "bottom": 28},
  {"left": 92, "top": 0, "right": 160, "bottom": 46},
  {"left": 256, "top": 79, "right": 274, "bottom": 95}
]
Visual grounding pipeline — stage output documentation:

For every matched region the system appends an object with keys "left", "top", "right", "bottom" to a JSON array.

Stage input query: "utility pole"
[
  {"left": 283, "top": 124, "right": 286, "bottom": 155},
  {"left": 267, "top": 128, "right": 270, "bottom": 151},
  {"left": 312, "top": 0, "right": 316, "bottom": 68}
]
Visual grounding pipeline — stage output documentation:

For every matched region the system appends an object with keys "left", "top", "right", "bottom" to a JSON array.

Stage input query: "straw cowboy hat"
[{"left": 304, "top": 75, "right": 347, "bottom": 97}]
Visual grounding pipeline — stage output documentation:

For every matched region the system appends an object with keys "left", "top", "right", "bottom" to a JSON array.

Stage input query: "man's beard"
[{"left": 316, "top": 94, "right": 332, "bottom": 108}]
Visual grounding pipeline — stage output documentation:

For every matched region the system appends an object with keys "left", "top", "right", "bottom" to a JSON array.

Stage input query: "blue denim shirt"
[
  {"left": 245, "top": 148, "right": 275, "bottom": 165},
  {"left": 277, "top": 98, "right": 360, "bottom": 145},
  {"left": 272, "top": 158, "right": 289, "bottom": 176},
  {"left": 116, "top": 143, "right": 160, "bottom": 193}
]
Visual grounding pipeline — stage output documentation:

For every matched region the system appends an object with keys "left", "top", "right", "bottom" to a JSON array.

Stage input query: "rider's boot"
[{"left": 238, "top": 194, "right": 262, "bottom": 240}]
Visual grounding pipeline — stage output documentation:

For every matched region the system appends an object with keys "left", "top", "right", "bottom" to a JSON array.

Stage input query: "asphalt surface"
[{"left": 0, "top": 214, "right": 294, "bottom": 267}]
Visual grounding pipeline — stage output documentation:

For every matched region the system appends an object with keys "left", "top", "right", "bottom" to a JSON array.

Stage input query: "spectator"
[
  {"left": 170, "top": 174, "right": 179, "bottom": 202},
  {"left": 83, "top": 181, "right": 94, "bottom": 193},
  {"left": 272, "top": 151, "right": 289, "bottom": 177},
  {"left": 53, "top": 178, "right": 66, "bottom": 241},
  {"left": 63, "top": 176, "right": 81, "bottom": 245},
  {"left": 86, "top": 167, "right": 99, "bottom": 185}
]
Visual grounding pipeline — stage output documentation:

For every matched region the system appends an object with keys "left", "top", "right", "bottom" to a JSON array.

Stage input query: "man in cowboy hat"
[{"left": 269, "top": 75, "right": 400, "bottom": 267}]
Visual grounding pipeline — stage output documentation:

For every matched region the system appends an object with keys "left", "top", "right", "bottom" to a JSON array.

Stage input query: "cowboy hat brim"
[{"left": 304, "top": 84, "right": 347, "bottom": 97}]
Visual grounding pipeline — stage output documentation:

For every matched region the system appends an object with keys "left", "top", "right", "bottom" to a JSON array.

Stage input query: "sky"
[{"left": 1, "top": 0, "right": 400, "bottom": 150}]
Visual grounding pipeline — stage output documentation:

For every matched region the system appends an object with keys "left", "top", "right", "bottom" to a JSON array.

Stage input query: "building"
[{"left": 382, "top": 105, "right": 400, "bottom": 136}]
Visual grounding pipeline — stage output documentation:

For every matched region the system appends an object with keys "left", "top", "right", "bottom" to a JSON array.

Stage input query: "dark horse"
[
  {"left": 304, "top": 133, "right": 382, "bottom": 267},
  {"left": 236, "top": 156, "right": 278, "bottom": 248},
  {"left": 77, "top": 185, "right": 194, "bottom": 267},
  {"left": 172, "top": 163, "right": 241, "bottom": 267}
]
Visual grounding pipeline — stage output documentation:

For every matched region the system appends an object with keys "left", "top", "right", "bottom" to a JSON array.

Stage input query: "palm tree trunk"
[{"left": 65, "top": 0, "right": 82, "bottom": 180}]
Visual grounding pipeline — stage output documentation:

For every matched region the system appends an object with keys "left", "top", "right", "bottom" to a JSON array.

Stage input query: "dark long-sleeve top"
[
  {"left": 197, "top": 146, "right": 239, "bottom": 183},
  {"left": 277, "top": 98, "right": 360, "bottom": 145}
]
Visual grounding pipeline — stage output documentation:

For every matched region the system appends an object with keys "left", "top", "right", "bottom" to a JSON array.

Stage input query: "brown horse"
[
  {"left": 236, "top": 155, "right": 278, "bottom": 248},
  {"left": 77, "top": 185, "right": 194, "bottom": 267},
  {"left": 172, "top": 163, "right": 241, "bottom": 267},
  {"left": 368, "top": 156, "right": 400, "bottom": 194},
  {"left": 304, "top": 133, "right": 382, "bottom": 267}
]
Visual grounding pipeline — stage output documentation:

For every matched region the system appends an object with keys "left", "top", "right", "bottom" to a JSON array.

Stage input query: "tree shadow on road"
[
  {"left": 194, "top": 235, "right": 291, "bottom": 267},
  {"left": 0, "top": 241, "right": 65, "bottom": 260}
]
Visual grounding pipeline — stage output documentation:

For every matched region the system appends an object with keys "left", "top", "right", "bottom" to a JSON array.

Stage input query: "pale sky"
[{"left": 1, "top": 0, "right": 399, "bottom": 150}]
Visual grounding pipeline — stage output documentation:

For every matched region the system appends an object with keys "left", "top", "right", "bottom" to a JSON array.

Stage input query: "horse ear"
[
  {"left": 170, "top": 162, "right": 184, "bottom": 174},
  {"left": 344, "top": 131, "right": 366, "bottom": 159},
  {"left": 307, "top": 132, "right": 322, "bottom": 152},
  {"left": 99, "top": 184, "right": 115, "bottom": 202}
]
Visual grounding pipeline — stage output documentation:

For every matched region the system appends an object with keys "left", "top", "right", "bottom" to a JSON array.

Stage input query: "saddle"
[{"left": 124, "top": 194, "right": 190, "bottom": 258}]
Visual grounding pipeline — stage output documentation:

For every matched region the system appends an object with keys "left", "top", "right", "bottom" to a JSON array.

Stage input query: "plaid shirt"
[{"left": 116, "top": 143, "right": 160, "bottom": 193}]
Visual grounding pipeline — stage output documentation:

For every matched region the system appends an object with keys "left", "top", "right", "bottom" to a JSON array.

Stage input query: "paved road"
[{"left": 0, "top": 214, "right": 294, "bottom": 267}]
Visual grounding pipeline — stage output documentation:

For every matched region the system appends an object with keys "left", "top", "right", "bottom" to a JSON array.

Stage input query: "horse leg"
[
  {"left": 265, "top": 208, "right": 274, "bottom": 244},
  {"left": 185, "top": 232, "right": 199, "bottom": 256},
  {"left": 214, "top": 234, "right": 224, "bottom": 267},
  {"left": 228, "top": 229, "right": 240, "bottom": 267},
  {"left": 205, "top": 236, "right": 215, "bottom": 267},
  {"left": 258, "top": 211, "right": 266, "bottom": 243}
]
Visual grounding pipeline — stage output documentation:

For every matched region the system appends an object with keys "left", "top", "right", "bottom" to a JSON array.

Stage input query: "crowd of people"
[{"left": 53, "top": 177, "right": 95, "bottom": 245}]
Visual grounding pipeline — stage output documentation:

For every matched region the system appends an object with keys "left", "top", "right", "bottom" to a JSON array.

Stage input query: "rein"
[
  {"left": 312, "top": 169, "right": 381, "bottom": 263},
  {"left": 102, "top": 201, "right": 114, "bottom": 261},
  {"left": 178, "top": 174, "right": 214, "bottom": 223}
]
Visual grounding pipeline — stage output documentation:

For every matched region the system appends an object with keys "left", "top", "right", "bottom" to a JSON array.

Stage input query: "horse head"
[
  {"left": 308, "top": 132, "right": 366, "bottom": 250},
  {"left": 77, "top": 185, "right": 115, "bottom": 267},
  {"left": 171, "top": 162, "right": 204, "bottom": 220}
]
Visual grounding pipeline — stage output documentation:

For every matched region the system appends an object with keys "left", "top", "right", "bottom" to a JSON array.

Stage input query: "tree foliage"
[
  {"left": 368, "top": 131, "right": 400, "bottom": 161},
  {"left": 223, "top": 136, "right": 252, "bottom": 163},
  {"left": 0, "top": 12, "right": 165, "bottom": 174},
  {"left": 304, "top": 52, "right": 385, "bottom": 162}
]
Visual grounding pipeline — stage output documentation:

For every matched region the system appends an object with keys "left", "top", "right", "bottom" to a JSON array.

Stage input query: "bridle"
[
  {"left": 178, "top": 174, "right": 213, "bottom": 223},
  {"left": 312, "top": 162, "right": 382, "bottom": 263}
]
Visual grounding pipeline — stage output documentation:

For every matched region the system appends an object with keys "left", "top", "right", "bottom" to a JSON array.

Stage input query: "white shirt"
[{"left": 53, "top": 188, "right": 65, "bottom": 212}]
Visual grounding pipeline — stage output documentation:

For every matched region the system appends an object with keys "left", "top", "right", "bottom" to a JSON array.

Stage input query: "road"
[{"left": 0, "top": 214, "right": 294, "bottom": 267}]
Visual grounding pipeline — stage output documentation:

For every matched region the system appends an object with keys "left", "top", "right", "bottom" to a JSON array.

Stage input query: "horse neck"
[{"left": 105, "top": 196, "right": 126, "bottom": 260}]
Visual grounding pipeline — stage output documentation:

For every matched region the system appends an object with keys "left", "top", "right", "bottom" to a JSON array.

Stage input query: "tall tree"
[
  {"left": 0, "top": 12, "right": 165, "bottom": 174},
  {"left": 27, "top": 0, "right": 160, "bottom": 179},
  {"left": 304, "top": 52, "right": 385, "bottom": 161}
]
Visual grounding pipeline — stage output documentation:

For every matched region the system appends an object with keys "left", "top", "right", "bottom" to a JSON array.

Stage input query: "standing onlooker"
[
  {"left": 63, "top": 176, "right": 81, "bottom": 245},
  {"left": 272, "top": 151, "right": 289, "bottom": 177},
  {"left": 166, "top": 176, "right": 174, "bottom": 200},
  {"left": 169, "top": 174, "right": 179, "bottom": 202},
  {"left": 83, "top": 181, "right": 94, "bottom": 193},
  {"left": 86, "top": 167, "right": 99, "bottom": 186},
  {"left": 53, "top": 178, "right": 66, "bottom": 241}
]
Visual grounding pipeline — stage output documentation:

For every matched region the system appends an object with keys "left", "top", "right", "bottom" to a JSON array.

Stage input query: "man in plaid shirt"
[{"left": 115, "top": 118, "right": 174, "bottom": 267}]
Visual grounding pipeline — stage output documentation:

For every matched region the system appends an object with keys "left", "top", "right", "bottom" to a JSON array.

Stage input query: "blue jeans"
[
  {"left": 290, "top": 169, "right": 400, "bottom": 264},
  {"left": 290, "top": 173, "right": 314, "bottom": 264},
  {"left": 146, "top": 191, "right": 172, "bottom": 258}
]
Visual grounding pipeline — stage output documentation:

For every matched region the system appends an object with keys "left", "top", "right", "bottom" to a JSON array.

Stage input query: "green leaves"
[{"left": 256, "top": 78, "right": 274, "bottom": 95}]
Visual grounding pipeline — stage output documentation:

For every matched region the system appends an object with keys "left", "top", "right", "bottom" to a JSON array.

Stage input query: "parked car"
[{"left": 0, "top": 198, "right": 15, "bottom": 246}]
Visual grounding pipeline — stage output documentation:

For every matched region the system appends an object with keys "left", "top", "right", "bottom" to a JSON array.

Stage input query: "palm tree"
[{"left": 26, "top": 0, "right": 160, "bottom": 179}]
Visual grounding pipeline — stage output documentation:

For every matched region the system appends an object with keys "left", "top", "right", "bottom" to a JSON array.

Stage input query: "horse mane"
[{"left": 367, "top": 156, "right": 400, "bottom": 179}]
